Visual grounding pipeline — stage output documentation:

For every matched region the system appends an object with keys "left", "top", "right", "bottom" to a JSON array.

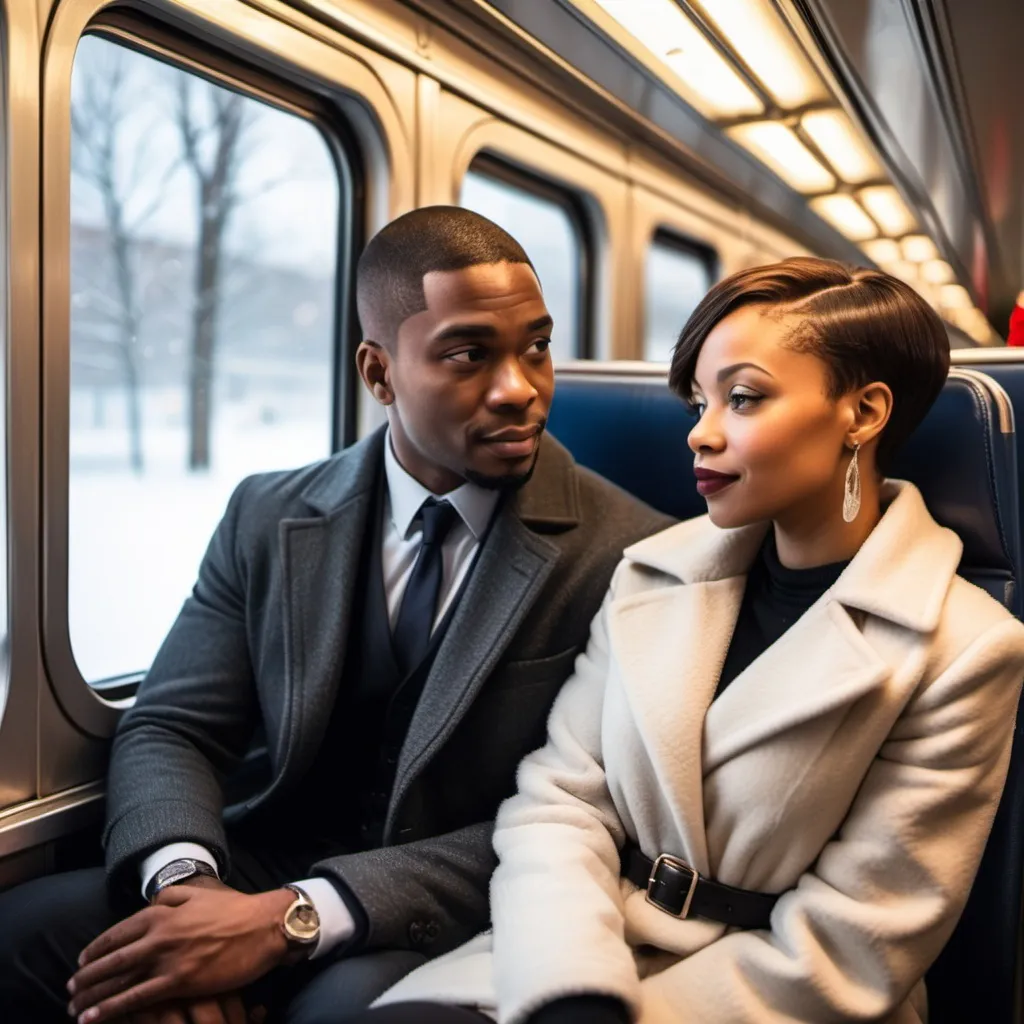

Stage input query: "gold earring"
[{"left": 842, "top": 442, "right": 861, "bottom": 523}]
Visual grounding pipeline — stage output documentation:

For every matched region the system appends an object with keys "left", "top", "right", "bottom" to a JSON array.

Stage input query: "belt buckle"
[{"left": 646, "top": 853, "right": 699, "bottom": 919}]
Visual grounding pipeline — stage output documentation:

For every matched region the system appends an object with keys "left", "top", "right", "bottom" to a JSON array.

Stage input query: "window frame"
[
  {"left": 463, "top": 153, "right": 596, "bottom": 359},
  {"left": 643, "top": 227, "right": 718, "bottom": 361},
  {"left": 44, "top": 11, "right": 364, "bottom": 736}
]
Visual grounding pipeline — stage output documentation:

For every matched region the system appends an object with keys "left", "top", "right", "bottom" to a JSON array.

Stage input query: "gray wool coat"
[{"left": 103, "top": 427, "right": 672, "bottom": 958}]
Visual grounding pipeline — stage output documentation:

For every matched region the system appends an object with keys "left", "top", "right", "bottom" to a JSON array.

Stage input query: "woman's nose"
[{"left": 687, "top": 411, "right": 723, "bottom": 454}]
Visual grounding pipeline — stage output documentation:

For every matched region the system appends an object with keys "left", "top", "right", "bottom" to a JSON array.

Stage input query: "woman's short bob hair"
[{"left": 669, "top": 256, "right": 951, "bottom": 471}]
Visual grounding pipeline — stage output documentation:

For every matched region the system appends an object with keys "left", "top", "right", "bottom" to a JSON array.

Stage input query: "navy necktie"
[{"left": 392, "top": 498, "right": 460, "bottom": 674}]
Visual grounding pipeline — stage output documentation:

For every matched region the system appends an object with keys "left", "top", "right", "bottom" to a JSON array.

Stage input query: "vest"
[{"left": 287, "top": 472, "right": 471, "bottom": 852}]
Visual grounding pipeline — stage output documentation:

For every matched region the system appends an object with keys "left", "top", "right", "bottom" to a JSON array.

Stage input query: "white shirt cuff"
[
  {"left": 139, "top": 842, "right": 220, "bottom": 900},
  {"left": 290, "top": 876, "right": 356, "bottom": 959}
]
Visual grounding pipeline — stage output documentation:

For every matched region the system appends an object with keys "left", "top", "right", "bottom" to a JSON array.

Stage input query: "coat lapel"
[
  {"left": 273, "top": 430, "right": 385, "bottom": 787},
  {"left": 615, "top": 479, "right": 963, "bottom": 840},
  {"left": 387, "top": 436, "right": 580, "bottom": 828},
  {"left": 608, "top": 578, "right": 745, "bottom": 875},
  {"left": 702, "top": 598, "right": 888, "bottom": 775}
]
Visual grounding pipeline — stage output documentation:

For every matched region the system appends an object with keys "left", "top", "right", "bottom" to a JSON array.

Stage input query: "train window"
[
  {"left": 69, "top": 35, "right": 342, "bottom": 684},
  {"left": 460, "top": 158, "right": 590, "bottom": 359},
  {"left": 644, "top": 231, "right": 716, "bottom": 362}
]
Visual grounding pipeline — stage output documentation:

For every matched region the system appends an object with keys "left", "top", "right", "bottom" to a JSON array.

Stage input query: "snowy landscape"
[{"left": 69, "top": 404, "right": 330, "bottom": 682}]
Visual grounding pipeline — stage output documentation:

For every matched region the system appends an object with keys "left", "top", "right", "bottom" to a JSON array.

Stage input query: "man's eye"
[
  {"left": 447, "top": 348, "right": 487, "bottom": 364},
  {"left": 527, "top": 339, "right": 551, "bottom": 357}
]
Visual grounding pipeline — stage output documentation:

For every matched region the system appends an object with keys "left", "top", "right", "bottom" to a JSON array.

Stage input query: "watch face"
[{"left": 285, "top": 900, "right": 320, "bottom": 944}]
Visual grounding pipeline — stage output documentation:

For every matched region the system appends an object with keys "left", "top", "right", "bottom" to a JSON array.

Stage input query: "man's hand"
[{"left": 67, "top": 881, "right": 295, "bottom": 1023}]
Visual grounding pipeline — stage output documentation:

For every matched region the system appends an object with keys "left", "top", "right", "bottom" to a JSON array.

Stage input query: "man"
[{"left": 0, "top": 207, "right": 671, "bottom": 1023}]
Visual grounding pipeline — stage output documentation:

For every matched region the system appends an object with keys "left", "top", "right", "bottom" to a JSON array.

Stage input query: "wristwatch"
[
  {"left": 280, "top": 884, "right": 321, "bottom": 960},
  {"left": 146, "top": 857, "right": 219, "bottom": 902}
]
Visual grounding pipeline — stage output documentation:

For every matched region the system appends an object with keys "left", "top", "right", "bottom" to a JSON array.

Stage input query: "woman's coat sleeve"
[{"left": 490, "top": 578, "right": 643, "bottom": 1024}]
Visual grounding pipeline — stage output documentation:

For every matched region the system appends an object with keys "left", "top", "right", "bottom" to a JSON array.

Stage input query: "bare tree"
[
  {"left": 175, "top": 77, "right": 250, "bottom": 471},
  {"left": 71, "top": 53, "right": 169, "bottom": 473}
]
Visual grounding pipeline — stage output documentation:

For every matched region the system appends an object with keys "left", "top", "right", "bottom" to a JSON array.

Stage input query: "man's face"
[{"left": 358, "top": 261, "right": 555, "bottom": 494}]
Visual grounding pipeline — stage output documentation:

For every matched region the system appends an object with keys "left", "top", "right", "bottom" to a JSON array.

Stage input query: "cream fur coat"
[{"left": 376, "top": 481, "right": 1024, "bottom": 1023}]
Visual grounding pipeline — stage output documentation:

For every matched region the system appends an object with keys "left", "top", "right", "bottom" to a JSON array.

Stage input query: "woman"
[{"left": 349, "top": 258, "right": 1024, "bottom": 1023}]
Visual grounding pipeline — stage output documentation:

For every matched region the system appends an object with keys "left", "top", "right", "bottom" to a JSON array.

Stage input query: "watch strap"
[{"left": 145, "top": 857, "right": 218, "bottom": 902}]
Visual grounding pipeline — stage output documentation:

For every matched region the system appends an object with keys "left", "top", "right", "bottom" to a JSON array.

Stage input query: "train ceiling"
[{"left": 465, "top": 0, "right": 1017, "bottom": 345}]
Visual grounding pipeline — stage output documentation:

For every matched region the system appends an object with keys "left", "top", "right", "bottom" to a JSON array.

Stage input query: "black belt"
[{"left": 622, "top": 844, "right": 779, "bottom": 930}]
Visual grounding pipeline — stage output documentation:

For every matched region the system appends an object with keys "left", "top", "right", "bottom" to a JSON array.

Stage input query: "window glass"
[
  {"left": 69, "top": 36, "right": 341, "bottom": 683},
  {"left": 461, "top": 165, "right": 585, "bottom": 359},
  {"left": 644, "top": 233, "right": 715, "bottom": 361}
]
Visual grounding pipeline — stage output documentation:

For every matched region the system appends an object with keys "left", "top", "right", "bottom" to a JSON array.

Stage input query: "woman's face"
[{"left": 687, "top": 304, "right": 857, "bottom": 531}]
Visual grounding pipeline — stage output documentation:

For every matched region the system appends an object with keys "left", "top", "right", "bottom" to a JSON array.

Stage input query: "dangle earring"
[{"left": 842, "top": 441, "right": 862, "bottom": 523}]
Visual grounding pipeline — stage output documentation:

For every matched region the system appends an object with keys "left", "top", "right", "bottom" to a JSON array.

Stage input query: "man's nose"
[{"left": 488, "top": 357, "right": 538, "bottom": 408}]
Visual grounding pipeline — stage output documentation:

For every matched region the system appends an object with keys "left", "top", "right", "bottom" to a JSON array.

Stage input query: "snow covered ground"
[{"left": 69, "top": 397, "right": 331, "bottom": 682}]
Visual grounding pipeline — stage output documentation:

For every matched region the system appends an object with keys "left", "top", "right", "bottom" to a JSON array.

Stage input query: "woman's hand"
[{"left": 124, "top": 993, "right": 250, "bottom": 1023}]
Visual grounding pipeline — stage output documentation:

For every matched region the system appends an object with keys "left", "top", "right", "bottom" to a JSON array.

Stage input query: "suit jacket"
[
  {"left": 103, "top": 427, "right": 672, "bottom": 956},
  {"left": 377, "top": 480, "right": 1024, "bottom": 1022}
]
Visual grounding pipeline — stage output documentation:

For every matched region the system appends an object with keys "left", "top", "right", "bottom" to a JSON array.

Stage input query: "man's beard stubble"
[{"left": 463, "top": 435, "right": 543, "bottom": 492}]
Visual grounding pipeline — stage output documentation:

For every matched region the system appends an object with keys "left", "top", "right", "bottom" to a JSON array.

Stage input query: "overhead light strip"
[
  {"left": 809, "top": 194, "right": 877, "bottom": 241},
  {"left": 593, "top": 0, "right": 763, "bottom": 119},
  {"left": 858, "top": 186, "right": 917, "bottom": 237},
  {"left": 576, "top": 0, "right": 994, "bottom": 344},
  {"left": 688, "top": 0, "right": 826, "bottom": 110},
  {"left": 727, "top": 120, "right": 835, "bottom": 193},
  {"left": 799, "top": 109, "right": 882, "bottom": 184}
]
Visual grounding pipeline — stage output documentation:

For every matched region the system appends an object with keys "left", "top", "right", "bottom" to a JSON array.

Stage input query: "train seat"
[
  {"left": 547, "top": 363, "right": 1023, "bottom": 1024},
  {"left": 956, "top": 356, "right": 1024, "bottom": 595}
]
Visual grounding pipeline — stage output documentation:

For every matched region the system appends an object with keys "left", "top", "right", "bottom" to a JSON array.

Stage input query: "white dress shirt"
[{"left": 141, "top": 434, "right": 500, "bottom": 958}]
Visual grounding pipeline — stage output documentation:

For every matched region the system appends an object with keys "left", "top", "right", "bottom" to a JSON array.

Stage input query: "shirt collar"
[{"left": 384, "top": 430, "right": 500, "bottom": 541}]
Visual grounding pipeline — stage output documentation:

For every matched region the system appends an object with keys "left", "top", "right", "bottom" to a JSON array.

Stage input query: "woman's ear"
[
  {"left": 849, "top": 381, "right": 893, "bottom": 447},
  {"left": 356, "top": 340, "right": 394, "bottom": 406}
]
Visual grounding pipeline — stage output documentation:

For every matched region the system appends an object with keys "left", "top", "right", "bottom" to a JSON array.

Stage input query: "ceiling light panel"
[
  {"left": 809, "top": 194, "right": 877, "bottom": 241},
  {"left": 939, "top": 284, "right": 971, "bottom": 309},
  {"left": 858, "top": 186, "right": 916, "bottom": 237},
  {"left": 800, "top": 110, "right": 882, "bottom": 184},
  {"left": 727, "top": 121, "right": 835, "bottom": 193},
  {"left": 887, "top": 261, "right": 919, "bottom": 283},
  {"left": 901, "top": 234, "right": 940, "bottom": 262},
  {"left": 963, "top": 310, "right": 994, "bottom": 344},
  {"left": 594, "top": 0, "right": 763, "bottom": 118},
  {"left": 861, "top": 239, "right": 900, "bottom": 265},
  {"left": 943, "top": 306, "right": 991, "bottom": 343},
  {"left": 921, "top": 260, "right": 954, "bottom": 285},
  {"left": 692, "top": 0, "right": 827, "bottom": 110}
]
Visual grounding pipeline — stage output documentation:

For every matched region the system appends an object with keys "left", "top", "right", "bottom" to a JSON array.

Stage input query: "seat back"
[
  {"left": 547, "top": 362, "right": 1022, "bottom": 1023},
  {"left": 954, "top": 352, "right": 1024, "bottom": 612}
]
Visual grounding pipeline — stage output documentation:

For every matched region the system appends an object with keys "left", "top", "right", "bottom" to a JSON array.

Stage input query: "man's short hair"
[{"left": 356, "top": 205, "right": 535, "bottom": 347}]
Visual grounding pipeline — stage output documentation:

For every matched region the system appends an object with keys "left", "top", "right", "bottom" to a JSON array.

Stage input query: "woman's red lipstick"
[{"left": 694, "top": 466, "right": 739, "bottom": 497}]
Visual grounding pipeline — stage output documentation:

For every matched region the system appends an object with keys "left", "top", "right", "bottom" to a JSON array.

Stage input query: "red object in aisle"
[{"left": 1008, "top": 292, "right": 1024, "bottom": 347}]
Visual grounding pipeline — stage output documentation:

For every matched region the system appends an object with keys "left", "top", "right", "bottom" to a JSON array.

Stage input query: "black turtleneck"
[{"left": 716, "top": 531, "right": 850, "bottom": 698}]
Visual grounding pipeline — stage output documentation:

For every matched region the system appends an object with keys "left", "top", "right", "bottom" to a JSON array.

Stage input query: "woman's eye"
[
  {"left": 448, "top": 347, "right": 487, "bottom": 364},
  {"left": 526, "top": 338, "right": 551, "bottom": 357},
  {"left": 688, "top": 400, "right": 706, "bottom": 418},
  {"left": 729, "top": 389, "right": 762, "bottom": 411}
]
